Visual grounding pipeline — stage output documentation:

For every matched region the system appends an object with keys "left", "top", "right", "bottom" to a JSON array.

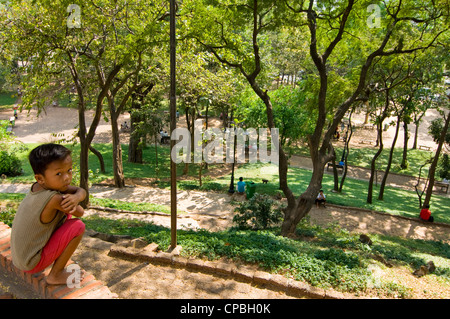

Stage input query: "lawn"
[
  {"left": 287, "top": 145, "right": 436, "bottom": 178},
  {"left": 5, "top": 142, "right": 450, "bottom": 224},
  {"left": 0, "top": 91, "right": 17, "bottom": 111},
  {"left": 216, "top": 163, "right": 450, "bottom": 224}
]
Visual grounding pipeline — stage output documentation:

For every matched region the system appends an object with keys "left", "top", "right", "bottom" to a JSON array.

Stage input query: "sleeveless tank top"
[{"left": 11, "top": 184, "right": 66, "bottom": 271}]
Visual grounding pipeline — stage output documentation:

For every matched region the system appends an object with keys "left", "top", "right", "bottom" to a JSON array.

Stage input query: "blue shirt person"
[{"left": 237, "top": 177, "right": 246, "bottom": 194}]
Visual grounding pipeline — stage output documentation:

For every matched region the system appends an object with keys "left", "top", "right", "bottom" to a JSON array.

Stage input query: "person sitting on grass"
[
  {"left": 315, "top": 190, "right": 326, "bottom": 208},
  {"left": 11, "top": 143, "right": 86, "bottom": 285},
  {"left": 237, "top": 177, "right": 246, "bottom": 195},
  {"left": 419, "top": 204, "right": 434, "bottom": 222}
]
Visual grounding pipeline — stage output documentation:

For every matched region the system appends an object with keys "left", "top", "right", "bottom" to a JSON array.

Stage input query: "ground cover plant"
[
  {"left": 80, "top": 215, "right": 450, "bottom": 298},
  {"left": 0, "top": 92, "right": 16, "bottom": 111}
]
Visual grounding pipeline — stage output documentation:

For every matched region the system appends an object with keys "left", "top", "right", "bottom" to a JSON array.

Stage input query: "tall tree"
[
  {"left": 0, "top": 0, "right": 170, "bottom": 193},
  {"left": 185, "top": 0, "right": 449, "bottom": 236},
  {"left": 424, "top": 107, "right": 450, "bottom": 207}
]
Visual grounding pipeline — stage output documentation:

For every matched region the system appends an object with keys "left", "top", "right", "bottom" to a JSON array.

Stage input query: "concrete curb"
[
  {"left": 0, "top": 222, "right": 118, "bottom": 299},
  {"left": 107, "top": 242, "right": 352, "bottom": 299}
]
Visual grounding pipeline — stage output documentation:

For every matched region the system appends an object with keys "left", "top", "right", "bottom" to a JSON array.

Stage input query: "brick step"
[{"left": 0, "top": 222, "right": 117, "bottom": 299}]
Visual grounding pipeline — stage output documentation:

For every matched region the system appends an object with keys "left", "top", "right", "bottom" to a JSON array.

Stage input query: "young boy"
[{"left": 11, "top": 143, "right": 86, "bottom": 285}]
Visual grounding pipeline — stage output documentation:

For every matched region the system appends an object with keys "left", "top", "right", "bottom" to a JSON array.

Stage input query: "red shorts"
[{"left": 25, "top": 215, "right": 85, "bottom": 274}]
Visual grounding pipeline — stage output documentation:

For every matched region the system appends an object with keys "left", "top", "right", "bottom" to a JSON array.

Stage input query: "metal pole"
[{"left": 169, "top": 0, "right": 177, "bottom": 250}]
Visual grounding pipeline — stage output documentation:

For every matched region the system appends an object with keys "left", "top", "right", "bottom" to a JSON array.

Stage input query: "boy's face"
[{"left": 35, "top": 155, "right": 73, "bottom": 192}]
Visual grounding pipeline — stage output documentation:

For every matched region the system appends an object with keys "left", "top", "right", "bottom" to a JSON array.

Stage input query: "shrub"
[
  {"left": 233, "top": 193, "right": 284, "bottom": 230},
  {"left": 0, "top": 208, "right": 16, "bottom": 227},
  {"left": 438, "top": 154, "right": 450, "bottom": 180},
  {"left": 0, "top": 150, "right": 22, "bottom": 177}
]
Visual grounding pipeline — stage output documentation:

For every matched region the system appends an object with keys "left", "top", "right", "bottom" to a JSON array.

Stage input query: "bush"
[
  {"left": 0, "top": 150, "right": 22, "bottom": 177},
  {"left": 0, "top": 208, "right": 16, "bottom": 227},
  {"left": 233, "top": 193, "right": 284, "bottom": 230},
  {"left": 438, "top": 154, "right": 450, "bottom": 180}
]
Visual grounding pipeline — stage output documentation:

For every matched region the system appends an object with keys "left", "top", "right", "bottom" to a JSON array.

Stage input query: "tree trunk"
[
  {"left": 78, "top": 142, "right": 90, "bottom": 208},
  {"left": 413, "top": 122, "right": 419, "bottom": 149},
  {"left": 339, "top": 109, "right": 354, "bottom": 192},
  {"left": 401, "top": 118, "right": 409, "bottom": 169},
  {"left": 412, "top": 112, "right": 425, "bottom": 150},
  {"left": 89, "top": 145, "right": 106, "bottom": 173},
  {"left": 128, "top": 85, "right": 154, "bottom": 163},
  {"left": 367, "top": 121, "right": 384, "bottom": 204},
  {"left": 281, "top": 160, "right": 325, "bottom": 235},
  {"left": 367, "top": 94, "right": 390, "bottom": 204},
  {"left": 423, "top": 111, "right": 450, "bottom": 207},
  {"left": 378, "top": 114, "right": 401, "bottom": 200},
  {"left": 110, "top": 102, "right": 125, "bottom": 188},
  {"left": 332, "top": 157, "right": 339, "bottom": 192},
  {"left": 128, "top": 109, "right": 143, "bottom": 164}
]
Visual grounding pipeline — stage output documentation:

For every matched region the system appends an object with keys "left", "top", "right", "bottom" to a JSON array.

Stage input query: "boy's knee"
[{"left": 72, "top": 218, "right": 86, "bottom": 236}]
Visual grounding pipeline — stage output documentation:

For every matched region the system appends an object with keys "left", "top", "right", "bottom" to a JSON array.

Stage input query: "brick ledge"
[
  {"left": 0, "top": 222, "right": 118, "bottom": 299},
  {"left": 108, "top": 241, "right": 353, "bottom": 299}
]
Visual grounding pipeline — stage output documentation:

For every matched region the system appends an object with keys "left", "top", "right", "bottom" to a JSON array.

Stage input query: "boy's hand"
[{"left": 61, "top": 193, "right": 81, "bottom": 214}]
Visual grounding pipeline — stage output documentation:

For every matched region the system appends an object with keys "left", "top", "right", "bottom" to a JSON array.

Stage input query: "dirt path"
[{"left": 86, "top": 184, "right": 450, "bottom": 243}]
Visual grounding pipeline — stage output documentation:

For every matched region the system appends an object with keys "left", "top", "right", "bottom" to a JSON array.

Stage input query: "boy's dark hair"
[
  {"left": 239, "top": 177, "right": 243, "bottom": 181},
  {"left": 29, "top": 143, "right": 72, "bottom": 175}
]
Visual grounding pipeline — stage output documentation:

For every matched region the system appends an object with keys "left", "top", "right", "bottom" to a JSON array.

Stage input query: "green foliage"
[
  {"left": 0, "top": 120, "right": 23, "bottom": 177},
  {"left": 82, "top": 215, "right": 373, "bottom": 292},
  {"left": 438, "top": 154, "right": 450, "bottom": 180},
  {"left": 0, "top": 193, "right": 23, "bottom": 227},
  {"left": 0, "top": 208, "right": 15, "bottom": 227},
  {"left": 236, "top": 86, "right": 316, "bottom": 146},
  {"left": 0, "top": 92, "right": 16, "bottom": 110},
  {"left": 233, "top": 193, "right": 284, "bottom": 230},
  {"left": 89, "top": 197, "right": 174, "bottom": 215},
  {"left": 0, "top": 150, "right": 22, "bottom": 177},
  {"left": 429, "top": 118, "right": 450, "bottom": 146},
  {"left": 81, "top": 214, "right": 450, "bottom": 295}
]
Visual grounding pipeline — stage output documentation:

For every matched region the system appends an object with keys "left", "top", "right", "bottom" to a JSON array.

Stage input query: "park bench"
[
  {"left": 419, "top": 145, "right": 431, "bottom": 151},
  {"left": 326, "top": 162, "right": 344, "bottom": 173},
  {"left": 434, "top": 181, "right": 449, "bottom": 193},
  {"left": 161, "top": 136, "right": 170, "bottom": 144}
]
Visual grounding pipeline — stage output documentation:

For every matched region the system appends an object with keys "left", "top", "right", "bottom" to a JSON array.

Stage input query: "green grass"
[
  {"left": 5, "top": 142, "right": 232, "bottom": 191},
  {"left": 89, "top": 197, "right": 188, "bottom": 215},
  {"left": 214, "top": 163, "right": 450, "bottom": 224},
  {"left": 4, "top": 143, "right": 450, "bottom": 224},
  {"left": 287, "top": 145, "right": 435, "bottom": 178},
  {"left": 0, "top": 91, "right": 17, "bottom": 111}
]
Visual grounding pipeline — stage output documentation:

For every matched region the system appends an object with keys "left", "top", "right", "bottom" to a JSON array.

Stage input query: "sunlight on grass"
[
  {"left": 0, "top": 92, "right": 17, "bottom": 110},
  {"left": 5, "top": 143, "right": 450, "bottom": 224}
]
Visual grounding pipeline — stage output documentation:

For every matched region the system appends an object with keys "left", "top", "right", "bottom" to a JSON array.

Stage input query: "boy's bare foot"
[{"left": 46, "top": 269, "right": 85, "bottom": 285}]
